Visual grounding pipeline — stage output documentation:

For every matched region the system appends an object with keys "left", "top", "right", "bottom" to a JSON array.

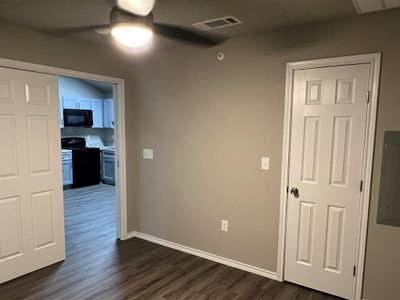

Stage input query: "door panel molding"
[
  {"left": 277, "top": 53, "right": 381, "bottom": 300},
  {"left": 0, "top": 196, "right": 23, "bottom": 261},
  {"left": 0, "top": 114, "right": 18, "bottom": 179},
  {"left": 296, "top": 201, "right": 316, "bottom": 265}
]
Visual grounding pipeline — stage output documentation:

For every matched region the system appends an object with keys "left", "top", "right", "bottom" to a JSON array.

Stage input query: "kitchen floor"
[{"left": 64, "top": 183, "right": 116, "bottom": 242}]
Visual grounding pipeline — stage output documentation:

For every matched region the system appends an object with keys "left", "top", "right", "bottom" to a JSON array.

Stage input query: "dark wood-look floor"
[{"left": 0, "top": 184, "right": 340, "bottom": 300}]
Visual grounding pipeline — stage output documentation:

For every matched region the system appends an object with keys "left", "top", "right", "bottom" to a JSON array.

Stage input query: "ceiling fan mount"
[
  {"left": 48, "top": 0, "right": 224, "bottom": 49},
  {"left": 109, "top": 6, "right": 153, "bottom": 28}
]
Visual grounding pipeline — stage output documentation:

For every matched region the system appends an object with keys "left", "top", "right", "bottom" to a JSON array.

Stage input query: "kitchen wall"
[
  {"left": 1, "top": 8, "right": 400, "bottom": 300},
  {"left": 61, "top": 127, "right": 114, "bottom": 146},
  {"left": 103, "top": 89, "right": 114, "bottom": 99},
  {"left": 59, "top": 76, "right": 114, "bottom": 145},
  {"left": 59, "top": 76, "right": 104, "bottom": 99},
  {"left": 133, "top": 9, "right": 400, "bottom": 300}
]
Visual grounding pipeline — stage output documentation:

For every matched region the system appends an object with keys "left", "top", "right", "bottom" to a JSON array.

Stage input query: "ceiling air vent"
[{"left": 193, "top": 16, "right": 242, "bottom": 31}]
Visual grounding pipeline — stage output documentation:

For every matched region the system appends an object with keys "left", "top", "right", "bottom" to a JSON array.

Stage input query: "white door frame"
[
  {"left": 0, "top": 57, "right": 129, "bottom": 240},
  {"left": 276, "top": 53, "right": 381, "bottom": 300}
]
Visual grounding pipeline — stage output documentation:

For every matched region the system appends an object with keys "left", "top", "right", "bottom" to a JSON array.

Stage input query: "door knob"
[{"left": 290, "top": 188, "right": 299, "bottom": 198}]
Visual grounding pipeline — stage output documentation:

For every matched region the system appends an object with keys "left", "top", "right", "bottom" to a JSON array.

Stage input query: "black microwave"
[{"left": 63, "top": 109, "right": 93, "bottom": 127}]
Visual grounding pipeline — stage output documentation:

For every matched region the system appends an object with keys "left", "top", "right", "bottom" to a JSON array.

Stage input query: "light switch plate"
[
  {"left": 261, "top": 157, "right": 270, "bottom": 170},
  {"left": 143, "top": 149, "right": 154, "bottom": 160},
  {"left": 221, "top": 220, "right": 229, "bottom": 232}
]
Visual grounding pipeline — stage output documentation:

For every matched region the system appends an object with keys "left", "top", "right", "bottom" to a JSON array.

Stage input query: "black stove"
[{"left": 61, "top": 137, "right": 101, "bottom": 188}]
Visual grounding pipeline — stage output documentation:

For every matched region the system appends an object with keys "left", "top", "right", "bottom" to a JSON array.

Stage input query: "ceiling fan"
[{"left": 50, "top": 0, "right": 224, "bottom": 49}]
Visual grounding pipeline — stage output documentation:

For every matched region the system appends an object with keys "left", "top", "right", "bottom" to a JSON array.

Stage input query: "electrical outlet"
[{"left": 221, "top": 220, "right": 229, "bottom": 232}]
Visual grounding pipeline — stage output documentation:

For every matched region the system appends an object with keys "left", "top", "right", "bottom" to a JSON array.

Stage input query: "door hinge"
[
  {"left": 353, "top": 266, "right": 357, "bottom": 277},
  {"left": 287, "top": 186, "right": 289, "bottom": 194},
  {"left": 360, "top": 180, "right": 364, "bottom": 192},
  {"left": 366, "top": 91, "right": 371, "bottom": 103},
  {"left": 117, "top": 161, "right": 120, "bottom": 168}
]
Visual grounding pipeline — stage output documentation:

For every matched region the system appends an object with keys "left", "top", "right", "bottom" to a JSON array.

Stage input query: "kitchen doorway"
[{"left": 59, "top": 76, "right": 120, "bottom": 244}]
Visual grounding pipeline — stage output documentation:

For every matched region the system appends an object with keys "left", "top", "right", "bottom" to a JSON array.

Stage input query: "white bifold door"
[
  {"left": 0, "top": 67, "right": 65, "bottom": 283},
  {"left": 284, "top": 64, "right": 370, "bottom": 299}
]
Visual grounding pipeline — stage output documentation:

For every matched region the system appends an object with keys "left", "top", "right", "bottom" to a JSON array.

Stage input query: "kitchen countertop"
[{"left": 100, "top": 146, "right": 115, "bottom": 151}]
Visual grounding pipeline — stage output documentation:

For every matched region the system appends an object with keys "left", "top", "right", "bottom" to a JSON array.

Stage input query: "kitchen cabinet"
[
  {"left": 91, "top": 99, "right": 104, "bottom": 128},
  {"left": 62, "top": 161, "right": 73, "bottom": 186},
  {"left": 62, "top": 97, "right": 92, "bottom": 110},
  {"left": 103, "top": 99, "right": 114, "bottom": 128},
  {"left": 62, "top": 150, "right": 73, "bottom": 187},
  {"left": 101, "top": 149, "right": 115, "bottom": 185},
  {"left": 62, "top": 96, "right": 77, "bottom": 109},
  {"left": 78, "top": 98, "right": 92, "bottom": 110}
]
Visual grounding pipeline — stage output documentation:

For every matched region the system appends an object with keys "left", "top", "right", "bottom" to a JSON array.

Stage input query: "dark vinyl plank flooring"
[{"left": 0, "top": 184, "right": 340, "bottom": 300}]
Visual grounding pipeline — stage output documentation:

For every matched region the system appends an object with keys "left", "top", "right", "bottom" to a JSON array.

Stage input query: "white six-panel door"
[
  {"left": 0, "top": 67, "right": 65, "bottom": 283},
  {"left": 284, "top": 64, "right": 370, "bottom": 299}
]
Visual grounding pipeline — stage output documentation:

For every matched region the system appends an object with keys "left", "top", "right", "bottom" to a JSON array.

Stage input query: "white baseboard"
[
  {"left": 127, "top": 231, "right": 277, "bottom": 280},
  {"left": 126, "top": 231, "right": 138, "bottom": 239}
]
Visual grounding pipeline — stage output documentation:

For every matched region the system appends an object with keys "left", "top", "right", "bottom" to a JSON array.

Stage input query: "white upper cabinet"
[
  {"left": 91, "top": 99, "right": 104, "bottom": 128},
  {"left": 78, "top": 98, "right": 92, "bottom": 110},
  {"left": 62, "top": 97, "right": 93, "bottom": 110},
  {"left": 62, "top": 96, "right": 78, "bottom": 109},
  {"left": 103, "top": 99, "right": 114, "bottom": 128}
]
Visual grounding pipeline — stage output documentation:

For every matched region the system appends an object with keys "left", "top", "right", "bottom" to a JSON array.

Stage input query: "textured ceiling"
[{"left": 0, "top": 0, "right": 358, "bottom": 47}]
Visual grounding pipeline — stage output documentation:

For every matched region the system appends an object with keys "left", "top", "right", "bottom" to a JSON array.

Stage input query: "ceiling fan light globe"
[
  {"left": 117, "top": 0, "right": 156, "bottom": 16},
  {"left": 111, "top": 24, "right": 153, "bottom": 48}
]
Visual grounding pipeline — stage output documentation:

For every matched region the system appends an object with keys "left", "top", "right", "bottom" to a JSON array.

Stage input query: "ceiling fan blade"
[
  {"left": 42, "top": 25, "right": 111, "bottom": 36},
  {"left": 153, "top": 23, "right": 225, "bottom": 47},
  {"left": 117, "top": 0, "right": 156, "bottom": 16}
]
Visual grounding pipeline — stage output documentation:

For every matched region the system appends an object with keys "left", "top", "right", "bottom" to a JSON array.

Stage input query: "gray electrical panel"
[{"left": 377, "top": 131, "right": 400, "bottom": 227}]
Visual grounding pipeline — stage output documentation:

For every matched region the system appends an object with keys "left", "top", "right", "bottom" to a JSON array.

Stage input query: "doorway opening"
[{"left": 59, "top": 76, "right": 119, "bottom": 246}]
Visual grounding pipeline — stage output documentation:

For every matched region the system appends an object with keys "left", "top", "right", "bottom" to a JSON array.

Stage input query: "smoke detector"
[{"left": 193, "top": 16, "right": 242, "bottom": 31}]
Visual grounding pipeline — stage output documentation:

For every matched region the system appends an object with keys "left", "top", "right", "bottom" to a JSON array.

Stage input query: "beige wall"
[
  {"left": 0, "top": 23, "right": 141, "bottom": 231},
  {"left": 134, "top": 9, "right": 400, "bottom": 300},
  {"left": 1, "top": 8, "right": 400, "bottom": 300}
]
